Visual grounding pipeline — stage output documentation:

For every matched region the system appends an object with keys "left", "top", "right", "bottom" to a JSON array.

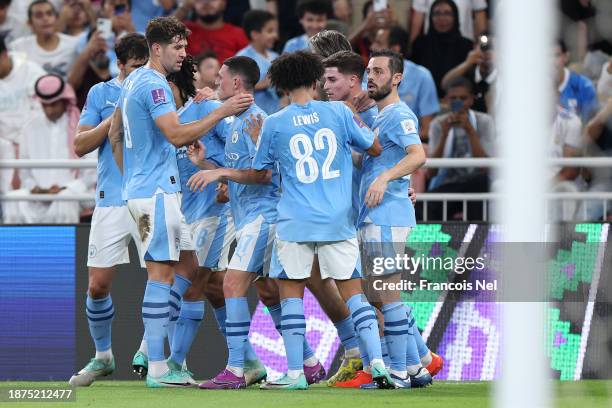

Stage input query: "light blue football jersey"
[
  {"left": 175, "top": 98, "right": 231, "bottom": 224},
  {"left": 119, "top": 67, "right": 180, "bottom": 200},
  {"left": 359, "top": 102, "right": 421, "bottom": 228},
  {"left": 236, "top": 46, "right": 279, "bottom": 115},
  {"left": 362, "top": 59, "right": 440, "bottom": 118},
  {"left": 79, "top": 78, "right": 124, "bottom": 207},
  {"left": 252, "top": 100, "right": 374, "bottom": 242},
  {"left": 282, "top": 34, "right": 309, "bottom": 54},
  {"left": 351, "top": 105, "right": 378, "bottom": 225},
  {"left": 224, "top": 103, "right": 279, "bottom": 230}
]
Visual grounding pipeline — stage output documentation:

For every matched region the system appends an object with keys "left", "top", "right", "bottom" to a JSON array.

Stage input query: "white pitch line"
[{"left": 574, "top": 223, "right": 609, "bottom": 380}]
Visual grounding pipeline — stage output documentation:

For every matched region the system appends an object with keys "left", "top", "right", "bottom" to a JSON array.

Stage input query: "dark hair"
[
  {"left": 323, "top": 51, "right": 365, "bottom": 80},
  {"left": 194, "top": 50, "right": 218, "bottom": 67},
  {"left": 444, "top": 76, "right": 474, "bottom": 94},
  {"left": 0, "top": 32, "right": 7, "bottom": 54},
  {"left": 223, "top": 56, "right": 260, "bottom": 91},
  {"left": 557, "top": 39, "right": 568, "bottom": 54},
  {"left": 242, "top": 9, "right": 276, "bottom": 41},
  {"left": 309, "top": 29, "right": 351, "bottom": 58},
  {"left": 428, "top": 0, "right": 460, "bottom": 36},
  {"left": 296, "top": 0, "right": 332, "bottom": 19},
  {"left": 167, "top": 55, "right": 196, "bottom": 104},
  {"left": 388, "top": 26, "right": 410, "bottom": 59},
  {"left": 269, "top": 51, "right": 323, "bottom": 92},
  {"left": 0, "top": 0, "right": 12, "bottom": 8},
  {"left": 115, "top": 33, "right": 149, "bottom": 65},
  {"left": 362, "top": 0, "right": 372, "bottom": 19},
  {"left": 146, "top": 16, "right": 189, "bottom": 48},
  {"left": 28, "top": 0, "right": 57, "bottom": 21},
  {"left": 101, "top": 0, "right": 132, "bottom": 9},
  {"left": 370, "top": 49, "right": 403, "bottom": 75}
]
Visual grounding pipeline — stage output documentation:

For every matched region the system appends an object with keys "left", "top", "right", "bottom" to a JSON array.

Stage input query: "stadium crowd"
[{"left": 0, "top": 0, "right": 611, "bottom": 223}]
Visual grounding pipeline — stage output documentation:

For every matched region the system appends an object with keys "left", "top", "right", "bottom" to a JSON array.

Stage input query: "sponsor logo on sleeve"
[
  {"left": 151, "top": 88, "right": 166, "bottom": 104},
  {"left": 401, "top": 119, "right": 417, "bottom": 135}
]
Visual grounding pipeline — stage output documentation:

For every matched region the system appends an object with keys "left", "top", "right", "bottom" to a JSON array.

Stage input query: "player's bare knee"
[{"left": 88, "top": 282, "right": 111, "bottom": 299}]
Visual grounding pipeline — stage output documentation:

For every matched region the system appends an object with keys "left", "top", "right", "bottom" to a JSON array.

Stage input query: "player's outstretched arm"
[
  {"left": 155, "top": 93, "right": 253, "bottom": 147},
  {"left": 365, "top": 137, "right": 382, "bottom": 156},
  {"left": 108, "top": 107, "right": 124, "bottom": 173},
  {"left": 365, "top": 143, "right": 426, "bottom": 208},
  {"left": 187, "top": 168, "right": 271, "bottom": 192},
  {"left": 74, "top": 118, "right": 111, "bottom": 157}
]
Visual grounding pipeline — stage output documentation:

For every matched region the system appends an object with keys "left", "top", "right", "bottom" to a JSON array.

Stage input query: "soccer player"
[
  {"left": 322, "top": 50, "right": 442, "bottom": 387},
  {"left": 254, "top": 51, "right": 393, "bottom": 390},
  {"left": 359, "top": 49, "right": 429, "bottom": 389},
  {"left": 108, "top": 16, "right": 252, "bottom": 388},
  {"left": 68, "top": 33, "right": 149, "bottom": 387},
  {"left": 187, "top": 55, "right": 324, "bottom": 389}
]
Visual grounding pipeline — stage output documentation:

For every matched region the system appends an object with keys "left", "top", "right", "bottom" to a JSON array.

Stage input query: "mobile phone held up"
[
  {"left": 373, "top": 0, "right": 387, "bottom": 12},
  {"left": 96, "top": 18, "right": 112, "bottom": 41}
]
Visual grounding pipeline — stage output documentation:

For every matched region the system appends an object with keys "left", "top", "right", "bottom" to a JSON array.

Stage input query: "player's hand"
[
  {"left": 245, "top": 113, "right": 264, "bottom": 145},
  {"left": 187, "top": 140, "right": 206, "bottom": 166},
  {"left": 466, "top": 48, "right": 484, "bottom": 66},
  {"left": 219, "top": 93, "right": 253, "bottom": 118},
  {"left": 365, "top": 176, "right": 389, "bottom": 208},
  {"left": 187, "top": 169, "right": 221, "bottom": 192},
  {"left": 352, "top": 90, "right": 376, "bottom": 113},
  {"left": 194, "top": 87, "right": 216, "bottom": 103},
  {"left": 215, "top": 183, "right": 230, "bottom": 203},
  {"left": 408, "top": 187, "right": 416, "bottom": 206}
]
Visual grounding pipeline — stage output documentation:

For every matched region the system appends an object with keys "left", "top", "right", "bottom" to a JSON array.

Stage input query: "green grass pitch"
[{"left": 1, "top": 381, "right": 611, "bottom": 408}]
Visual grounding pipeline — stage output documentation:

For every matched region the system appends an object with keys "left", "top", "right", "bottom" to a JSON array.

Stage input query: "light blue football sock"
[
  {"left": 169, "top": 300, "right": 204, "bottom": 365},
  {"left": 142, "top": 280, "right": 171, "bottom": 362},
  {"left": 86, "top": 294, "right": 114, "bottom": 352}
]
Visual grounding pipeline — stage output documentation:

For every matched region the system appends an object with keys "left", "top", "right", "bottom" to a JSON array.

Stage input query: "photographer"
[
  {"left": 426, "top": 77, "right": 495, "bottom": 220},
  {"left": 441, "top": 32, "right": 496, "bottom": 114}
]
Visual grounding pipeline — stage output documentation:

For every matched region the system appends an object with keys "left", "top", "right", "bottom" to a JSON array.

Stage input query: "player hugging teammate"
[{"left": 70, "top": 16, "right": 442, "bottom": 391}]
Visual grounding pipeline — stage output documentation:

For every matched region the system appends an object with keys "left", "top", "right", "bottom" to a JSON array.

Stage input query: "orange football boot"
[
  {"left": 426, "top": 352, "right": 444, "bottom": 377},
  {"left": 334, "top": 370, "right": 373, "bottom": 388}
]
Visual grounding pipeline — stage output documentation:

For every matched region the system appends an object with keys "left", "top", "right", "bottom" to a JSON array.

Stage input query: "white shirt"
[
  {"left": 0, "top": 15, "right": 31, "bottom": 43},
  {"left": 0, "top": 52, "right": 46, "bottom": 144},
  {"left": 550, "top": 108, "right": 582, "bottom": 178},
  {"left": 9, "top": 33, "right": 79, "bottom": 79},
  {"left": 20, "top": 113, "right": 75, "bottom": 190},
  {"left": 412, "top": 0, "right": 487, "bottom": 40},
  {"left": 597, "top": 62, "right": 612, "bottom": 100}
]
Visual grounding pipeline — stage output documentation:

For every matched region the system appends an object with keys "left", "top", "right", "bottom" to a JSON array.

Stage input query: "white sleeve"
[
  {"left": 562, "top": 115, "right": 583, "bottom": 150},
  {"left": 471, "top": 0, "right": 488, "bottom": 11},
  {"left": 412, "top": 0, "right": 430, "bottom": 13}
]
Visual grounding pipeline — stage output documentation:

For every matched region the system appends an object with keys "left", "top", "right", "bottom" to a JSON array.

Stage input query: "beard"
[
  {"left": 367, "top": 79, "right": 392, "bottom": 101},
  {"left": 197, "top": 12, "right": 223, "bottom": 24}
]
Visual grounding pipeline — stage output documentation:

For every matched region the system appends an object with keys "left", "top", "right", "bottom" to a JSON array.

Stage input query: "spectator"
[
  {"left": 3, "top": 74, "right": 96, "bottom": 224},
  {"left": 0, "top": 32, "right": 45, "bottom": 210},
  {"left": 555, "top": 39, "right": 598, "bottom": 123},
  {"left": 238, "top": 9, "right": 279, "bottom": 114},
  {"left": 58, "top": 0, "right": 96, "bottom": 38},
  {"left": 131, "top": 0, "right": 176, "bottom": 33},
  {"left": 441, "top": 31, "right": 496, "bottom": 113},
  {"left": 549, "top": 105, "right": 585, "bottom": 222},
  {"left": 0, "top": 0, "right": 30, "bottom": 43},
  {"left": 426, "top": 77, "right": 495, "bottom": 220},
  {"left": 265, "top": 0, "right": 301, "bottom": 49},
  {"left": 73, "top": 0, "right": 135, "bottom": 79},
  {"left": 9, "top": 0, "right": 80, "bottom": 78},
  {"left": 194, "top": 50, "right": 220, "bottom": 90},
  {"left": 69, "top": 29, "right": 111, "bottom": 109},
  {"left": 368, "top": 25, "right": 440, "bottom": 140},
  {"left": 597, "top": 57, "right": 612, "bottom": 100},
  {"left": 223, "top": 0, "right": 250, "bottom": 27},
  {"left": 332, "top": 0, "right": 351, "bottom": 24},
  {"left": 349, "top": 0, "right": 395, "bottom": 64},
  {"left": 282, "top": 0, "right": 331, "bottom": 53},
  {"left": 183, "top": 0, "right": 249, "bottom": 63},
  {"left": 411, "top": 0, "right": 474, "bottom": 97},
  {"left": 410, "top": 0, "right": 487, "bottom": 42},
  {"left": 584, "top": 97, "right": 612, "bottom": 220}
]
